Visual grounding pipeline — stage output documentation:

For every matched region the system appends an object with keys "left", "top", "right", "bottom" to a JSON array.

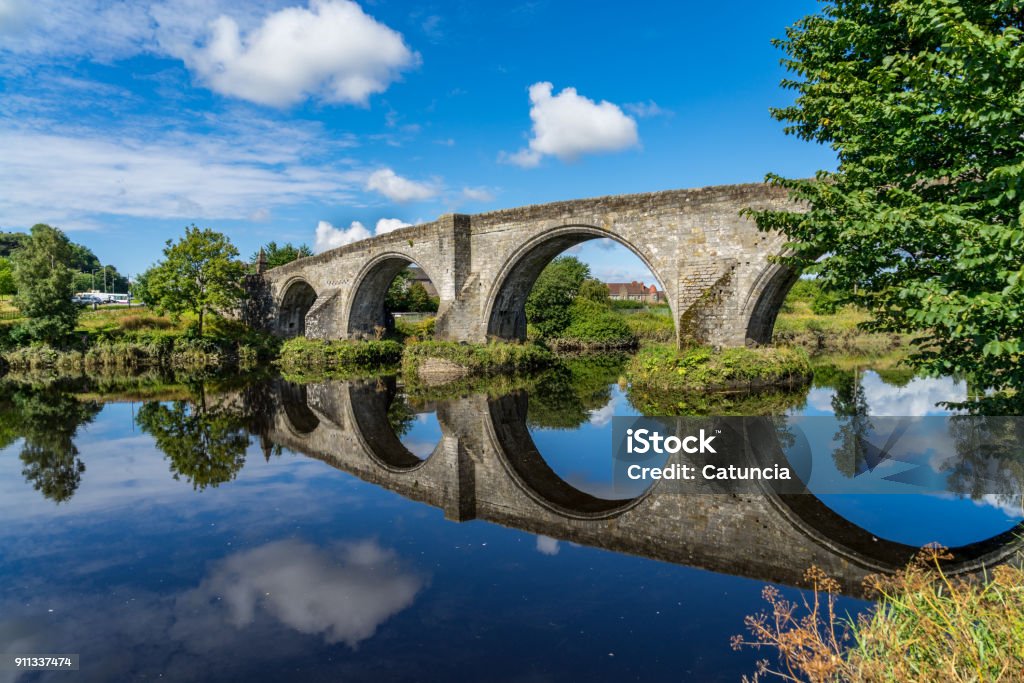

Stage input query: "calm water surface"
[{"left": 1, "top": 359, "right": 1020, "bottom": 682}]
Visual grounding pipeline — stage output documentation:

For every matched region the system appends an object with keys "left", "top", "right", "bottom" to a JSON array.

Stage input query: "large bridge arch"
[
  {"left": 484, "top": 225, "right": 673, "bottom": 341},
  {"left": 347, "top": 252, "right": 441, "bottom": 338}
]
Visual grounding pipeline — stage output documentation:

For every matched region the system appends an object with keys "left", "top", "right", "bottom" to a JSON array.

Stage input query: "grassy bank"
[
  {"left": 773, "top": 281, "right": 911, "bottom": 354},
  {"left": 402, "top": 340, "right": 555, "bottom": 385},
  {"left": 627, "top": 344, "right": 812, "bottom": 393},
  {"left": 735, "top": 547, "right": 1024, "bottom": 681},
  {"left": 1, "top": 308, "right": 278, "bottom": 373},
  {"left": 276, "top": 338, "right": 403, "bottom": 375}
]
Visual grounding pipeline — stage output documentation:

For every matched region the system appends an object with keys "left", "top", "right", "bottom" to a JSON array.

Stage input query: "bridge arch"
[
  {"left": 484, "top": 225, "right": 673, "bottom": 341},
  {"left": 278, "top": 278, "right": 317, "bottom": 338},
  {"left": 348, "top": 252, "right": 440, "bottom": 338},
  {"left": 741, "top": 418, "right": 1024, "bottom": 575},
  {"left": 347, "top": 378, "right": 442, "bottom": 472},
  {"left": 742, "top": 262, "right": 801, "bottom": 345},
  {"left": 486, "top": 392, "right": 654, "bottom": 519}
]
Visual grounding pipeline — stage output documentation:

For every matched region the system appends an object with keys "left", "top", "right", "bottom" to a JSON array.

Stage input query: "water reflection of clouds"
[
  {"left": 803, "top": 373, "right": 965, "bottom": 417},
  {"left": 174, "top": 539, "right": 425, "bottom": 648},
  {"left": 0, "top": 539, "right": 425, "bottom": 681},
  {"left": 861, "top": 373, "right": 965, "bottom": 416},
  {"left": 536, "top": 536, "right": 560, "bottom": 555}
]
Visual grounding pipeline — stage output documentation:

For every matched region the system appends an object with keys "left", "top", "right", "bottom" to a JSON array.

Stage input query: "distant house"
[
  {"left": 405, "top": 266, "right": 438, "bottom": 298},
  {"left": 605, "top": 281, "right": 664, "bottom": 303}
]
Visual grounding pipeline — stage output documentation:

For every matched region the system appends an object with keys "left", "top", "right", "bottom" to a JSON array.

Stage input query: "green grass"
[
  {"left": 277, "top": 338, "right": 403, "bottom": 374},
  {"left": 626, "top": 344, "right": 812, "bottom": 394},
  {"left": 401, "top": 340, "right": 555, "bottom": 381},
  {"left": 774, "top": 290, "right": 911, "bottom": 355}
]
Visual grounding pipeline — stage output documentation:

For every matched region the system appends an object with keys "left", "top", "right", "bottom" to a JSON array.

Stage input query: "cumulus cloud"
[
  {"left": 175, "top": 539, "right": 424, "bottom": 648},
  {"left": 366, "top": 168, "right": 437, "bottom": 202},
  {"left": 176, "top": 1, "right": 417, "bottom": 107},
  {"left": 374, "top": 217, "right": 411, "bottom": 234},
  {"left": 501, "top": 82, "right": 639, "bottom": 167},
  {"left": 314, "top": 219, "right": 371, "bottom": 252},
  {"left": 314, "top": 217, "right": 415, "bottom": 251}
]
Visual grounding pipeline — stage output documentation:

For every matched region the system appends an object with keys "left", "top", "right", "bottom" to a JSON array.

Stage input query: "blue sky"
[{"left": 0, "top": 0, "right": 835, "bottom": 282}]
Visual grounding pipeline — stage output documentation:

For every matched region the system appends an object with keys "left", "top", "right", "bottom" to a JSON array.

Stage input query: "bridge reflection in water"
[{"left": 267, "top": 379, "right": 1024, "bottom": 597}]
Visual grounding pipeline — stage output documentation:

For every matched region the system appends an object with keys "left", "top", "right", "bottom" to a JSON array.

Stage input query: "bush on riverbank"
[
  {"left": 277, "top": 338, "right": 403, "bottom": 374},
  {"left": 547, "top": 300, "right": 637, "bottom": 351},
  {"left": 734, "top": 546, "right": 1024, "bottom": 682},
  {"left": 622, "top": 309, "right": 676, "bottom": 343},
  {"left": 402, "top": 340, "right": 555, "bottom": 384},
  {"left": 627, "top": 344, "right": 812, "bottom": 394}
]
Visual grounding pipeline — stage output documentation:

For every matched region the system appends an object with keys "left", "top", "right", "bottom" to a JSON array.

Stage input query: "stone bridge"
[
  {"left": 260, "top": 183, "right": 801, "bottom": 346},
  {"left": 265, "top": 379, "right": 1024, "bottom": 596}
]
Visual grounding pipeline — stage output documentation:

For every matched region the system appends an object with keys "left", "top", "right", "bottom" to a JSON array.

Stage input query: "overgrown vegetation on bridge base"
[
  {"left": 277, "top": 338, "right": 403, "bottom": 375},
  {"left": 733, "top": 546, "right": 1024, "bottom": 682},
  {"left": 626, "top": 344, "right": 812, "bottom": 396},
  {"left": 402, "top": 340, "right": 555, "bottom": 385}
]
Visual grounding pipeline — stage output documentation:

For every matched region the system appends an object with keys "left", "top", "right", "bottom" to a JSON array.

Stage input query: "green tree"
[
  {"left": 251, "top": 241, "right": 313, "bottom": 269},
  {"left": 0, "top": 257, "right": 15, "bottom": 298},
  {"left": 578, "top": 278, "right": 611, "bottom": 306},
  {"left": 753, "top": 1, "right": 1024, "bottom": 410},
  {"left": 136, "top": 387, "right": 250, "bottom": 490},
  {"left": 405, "top": 281, "right": 437, "bottom": 313},
  {"left": 525, "top": 256, "right": 591, "bottom": 338},
  {"left": 12, "top": 224, "right": 79, "bottom": 343},
  {"left": 145, "top": 226, "right": 245, "bottom": 336}
]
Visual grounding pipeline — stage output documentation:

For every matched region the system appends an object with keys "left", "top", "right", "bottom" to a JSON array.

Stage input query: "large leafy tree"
[
  {"left": 12, "top": 224, "right": 79, "bottom": 343},
  {"left": 525, "top": 256, "right": 591, "bottom": 338},
  {"left": 753, "top": 1, "right": 1024, "bottom": 409},
  {"left": 251, "top": 241, "right": 313, "bottom": 269},
  {"left": 145, "top": 226, "right": 245, "bottom": 336}
]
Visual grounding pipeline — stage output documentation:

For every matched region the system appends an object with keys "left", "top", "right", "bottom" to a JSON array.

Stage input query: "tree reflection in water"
[
  {"left": 0, "top": 383, "right": 101, "bottom": 503},
  {"left": 136, "top": 384, "right": 251, "bottom": 491}
]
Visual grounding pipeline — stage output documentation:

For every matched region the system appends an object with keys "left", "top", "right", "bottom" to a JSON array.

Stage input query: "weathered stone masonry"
[{"left": 261, "top": 182, "right": 803, "bottom": 347}]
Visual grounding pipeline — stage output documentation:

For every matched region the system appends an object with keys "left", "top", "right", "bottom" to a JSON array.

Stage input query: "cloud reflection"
[{"left": 175, "top": 539, "right": 425, "bottom": 648}]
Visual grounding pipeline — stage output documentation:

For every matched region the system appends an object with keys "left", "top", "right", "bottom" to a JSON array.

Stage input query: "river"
[{"left": 0, "top": 355, "right": 1020, "bottom": 682}]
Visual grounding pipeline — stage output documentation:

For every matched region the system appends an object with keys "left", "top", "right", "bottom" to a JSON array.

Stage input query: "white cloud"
[
  {"left": 314, "top": 219, "right": 371, "bottom": 252},
  {"left": 374, "top": 217, "right": 411, "bottom": 234},
  {"left": 0, "top": 1, "right": 416, "bottom": 107},
  {"left": 366, "top": 168, "right": 437, "bottom": 202},
  {"left": 172, "top": 1, "right": 416, "bottom": 107},
  {"left": 501, "top": 82, "right": 639, "bottom": 167},
  {"left": 461, "top": 186, "right": 494, "bottom": 202},
  {"left": 624, "top": 100, "right": 671, "bottom": 118},
  {"left": 175, "top": 539, "right": 424, "bottom": 648},
  {"left": 0, "top": 124, "right": 360, "bottom": 229}
]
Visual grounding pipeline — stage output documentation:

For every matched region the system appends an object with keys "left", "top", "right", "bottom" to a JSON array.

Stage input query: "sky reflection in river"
[{"left": 0, "top": 362, "right": 1020, "bottom": 682}]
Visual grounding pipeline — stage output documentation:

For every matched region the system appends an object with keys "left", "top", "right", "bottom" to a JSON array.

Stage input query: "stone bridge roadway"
[
  {"left": 265, "top": 379, "right": 1024, "bottom": 597},
  {"left": 260, "top": 183, "right": 803, "bottom": 347}
]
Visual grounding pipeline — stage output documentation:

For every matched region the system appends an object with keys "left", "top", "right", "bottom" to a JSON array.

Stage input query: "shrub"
[
  {"left": 277, "top": 338, "right": 403, "bottom": 374},
  {"left": 734, "top": 546, "right": 1024, "bottom": 682}
]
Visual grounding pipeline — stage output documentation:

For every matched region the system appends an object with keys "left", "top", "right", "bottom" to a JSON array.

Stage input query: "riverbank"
[{"left": 736, "top": 548, "right": 1024, "bottom": 681}]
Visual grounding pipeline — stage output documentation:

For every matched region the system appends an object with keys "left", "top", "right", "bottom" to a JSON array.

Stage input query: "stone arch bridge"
[{"left": 260, "top": 182, "right": 801, "bottom": 346}]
